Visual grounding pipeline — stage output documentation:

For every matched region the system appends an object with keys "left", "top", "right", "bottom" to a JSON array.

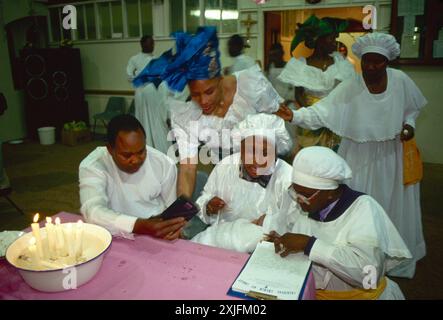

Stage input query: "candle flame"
[
  {"left": 77, "top": 220, "right": 83, "bottom": 226},
  {"left": 29, "top": 237, "right": 36, "bottom": 245},
  {"left": 33, "top": 213, "right": 40, "bottom": 223},
  {"left": 46, "top": 217, "right": 52, "bottom": 224},
  {"left": 55, "top": 217, "right": 61, "bottom": 225}
]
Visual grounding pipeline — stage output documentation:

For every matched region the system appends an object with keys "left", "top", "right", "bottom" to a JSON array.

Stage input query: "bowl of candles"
[{"left": 5, "top": 214, "right": 112, "bottom": 292}]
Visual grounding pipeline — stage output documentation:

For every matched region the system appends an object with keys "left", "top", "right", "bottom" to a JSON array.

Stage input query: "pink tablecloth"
[{"left": 0, "top": 212, "right": 316, "bottom": 300}]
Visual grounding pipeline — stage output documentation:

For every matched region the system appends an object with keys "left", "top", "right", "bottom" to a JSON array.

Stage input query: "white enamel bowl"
[{"left": 5, "top": 223, "right": 112, "bottom": 292}]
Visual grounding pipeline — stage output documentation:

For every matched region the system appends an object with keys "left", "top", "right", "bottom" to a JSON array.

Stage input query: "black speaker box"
[{"left": 21, "top": 47, "right": 89, "bottom": 139}]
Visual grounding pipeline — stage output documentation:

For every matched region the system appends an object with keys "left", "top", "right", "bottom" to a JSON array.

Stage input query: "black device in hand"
[{"left": 159, "top": 196, "right": 200, "bottom": 221}]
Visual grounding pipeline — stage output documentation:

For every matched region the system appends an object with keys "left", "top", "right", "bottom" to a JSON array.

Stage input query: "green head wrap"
[{"left": 290, "top": 15, "right": 349, "bottom": 54}]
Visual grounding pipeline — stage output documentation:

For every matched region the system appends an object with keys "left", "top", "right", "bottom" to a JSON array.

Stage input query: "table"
[{"left": 0, "top": 212, "right": 316, "bottom": 300}]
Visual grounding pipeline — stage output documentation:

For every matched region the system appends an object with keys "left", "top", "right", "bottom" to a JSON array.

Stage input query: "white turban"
[
  {"left": 292, "top": 146, "right": 352, "bottom": 190},
  {"left": 352, "top": 32, "right": 400, "bottom": 61},
  {"left": 233, "top": 114, "right": 292, "bottom": 155}
]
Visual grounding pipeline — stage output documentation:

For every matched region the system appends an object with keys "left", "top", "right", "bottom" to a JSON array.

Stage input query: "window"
[
  {"left": 170, "top": 0, "right": 184, "bottom": 33},
  {"left": 48, "top": 0, "right": 154, "bottom": 42},
  {"left": 170, "top": 0, "right": 238, "bottom": 34},
  {"left": 186, "top": 0, "right": 200, "bottom": 33},
  {"left": 49, "top": 7, "right": 61, "bottom": 42}
]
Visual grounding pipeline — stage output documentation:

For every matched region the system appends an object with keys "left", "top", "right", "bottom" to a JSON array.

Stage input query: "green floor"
[{"left": 1, "top": 140, "right": 442, "bottom": 299}]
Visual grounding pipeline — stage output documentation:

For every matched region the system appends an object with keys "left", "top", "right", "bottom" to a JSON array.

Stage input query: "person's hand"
[
  {"left": 133, "top": 217, "right": 187, "bottom": 240},
  {"left": 272, "top": 232, "right": 311, "bottom": 257},
  {"left": 251, "top": 214, "right": 266, "bottom": 226},
  {"left": 206, "top": 197, "right": 226, "bottom": 215},
  {"left": 400, "top": 124, "right": 415, "bottom": 141},
  {"left": 274, "top": 104, "right": 294, "bottom": 122}
]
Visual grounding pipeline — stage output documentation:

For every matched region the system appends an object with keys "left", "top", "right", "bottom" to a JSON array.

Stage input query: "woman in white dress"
[
  {"left": 134, "top": 26, "right": 285, "bottom": 198},
  {"left": 274, "top": 33, "right": 427, "bottom": 279},
  {"left": 278, "top": 15, "right": 355, "bottom": 153}
]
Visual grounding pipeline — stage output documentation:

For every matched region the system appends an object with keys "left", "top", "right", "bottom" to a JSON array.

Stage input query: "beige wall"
[{"left": 400, "top": 66, "right": 443, "bottom": 164}]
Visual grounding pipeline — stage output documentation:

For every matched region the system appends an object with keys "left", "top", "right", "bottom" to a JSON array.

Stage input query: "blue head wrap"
[{"left": 133, "top": 26, "right": 221, "bottom": 92}]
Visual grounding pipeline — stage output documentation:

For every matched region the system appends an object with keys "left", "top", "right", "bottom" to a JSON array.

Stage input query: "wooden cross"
[{"left": 241, "top": 14, "right": 257, "bottom": 48}]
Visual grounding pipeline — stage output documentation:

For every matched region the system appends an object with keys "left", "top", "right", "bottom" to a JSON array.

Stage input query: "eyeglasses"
[{"left": 287, "top": 186, "right": 320, "bottom": 205}]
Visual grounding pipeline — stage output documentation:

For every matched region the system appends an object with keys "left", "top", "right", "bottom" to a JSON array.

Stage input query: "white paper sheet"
[{"left": 231, "top": 241, "right": 311, "bottom": 300}]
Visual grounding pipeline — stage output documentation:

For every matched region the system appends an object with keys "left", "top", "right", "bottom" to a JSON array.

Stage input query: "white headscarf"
[
  {"left": 233, "top": 114, "right": 292, "bottom": 155},
  {"left": 352, "top": 32, "right": 401, "bottom": 61},
  {"left": 292, "top": 146, "right": 352, "bottom": 190}
]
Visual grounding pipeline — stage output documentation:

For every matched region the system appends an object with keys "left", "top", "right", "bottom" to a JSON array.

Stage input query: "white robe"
[
  {"left": 169, "top": 65, "right": 283, "bottom": 161},
  {"left": 192, "top": 153, "right": 293, "bottom": 253},
  {"left": 266, "top": 63, "right": 294, "bottom": 101},
  {"left": 290, "top": 68, "right": 427, "bottom": 278},
  {"left": 127, "top": 53, "right": 175, "bottom": 155},
  {"left": 229, "top": 54, "right": 257, "bottom": 74},
  {"left": 269, "top": 189, "right": 412, "bottom": 300},
  {"left": 79, "top": 146, "right": 177, "bottom": 237}
]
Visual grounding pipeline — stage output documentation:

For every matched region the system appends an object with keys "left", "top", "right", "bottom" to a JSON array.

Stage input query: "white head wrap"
[
  {"left": 352, "top": 32, "right": 400, "bottom": 61},
  {"left": 233, "top": 114, "right": 292, "bottom": 155},
  {"left": 291, "top": 146, "right": 352, "bottom": 190}
]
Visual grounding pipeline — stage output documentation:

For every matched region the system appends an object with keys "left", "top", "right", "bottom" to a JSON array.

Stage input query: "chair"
[
  {"left": 92, "top": 97, "right": 126, "bottom": 137},
  {"left": 191, "top": 170, "right": 209, "bottom": 202},
  {"left": 1, "top": 187, "right": 25, "bottom": 215},
  {"left": 127, "top": 99, "right": 135, "bottom": 116}
]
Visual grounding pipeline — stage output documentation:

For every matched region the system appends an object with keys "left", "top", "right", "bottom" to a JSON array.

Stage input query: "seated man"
[
  {"left": 267, "top": 146, "right": 412, "bottom": 300},
  {"left": 191, "top": 114, "right": 293, "bottom": 252},
  {"left": 79, "top": 114, "right": 186, "bottom": 240}
]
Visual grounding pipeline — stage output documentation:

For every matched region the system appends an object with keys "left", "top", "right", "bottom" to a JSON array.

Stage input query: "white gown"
[
  {"left": 229, "top": 54, "right": 257, "bottom": 74},
  {"left": 169, "top": 65, "right": 284, "bottom": 161},
  {"left": 269, "top": 188, "right": 412, "bottom": 299},
  {"left": 278, "top": 52, "right": 355, "bottom": 100},
  {"left": 127, "top": 53, "right": 177, "bottom": 155},
  {"left": 290, "top": 68, "right": 427, "bottom": 278},
  {"left": 192, "top": 153, "right": 293, "bottom": 253}
]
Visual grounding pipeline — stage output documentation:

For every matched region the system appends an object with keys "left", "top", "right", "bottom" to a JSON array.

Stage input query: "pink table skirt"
[{"left": 0, "top": 212, "right": 316, "bottom": 300}]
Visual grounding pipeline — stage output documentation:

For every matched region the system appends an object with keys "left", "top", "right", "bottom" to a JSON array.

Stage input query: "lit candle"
[
  {"left": 45, "top": 217, "right": 57, "bottom": 260},
  {"left": 64, "top": 223, "right": 76, "bottom": 264},
  {"left": 31, "top": 213, "right": 45, "bottom": 260},
  {"left": 28, "top": 237, "right": 41, "bottom": 267},
  {"left": 74, "top": 220, "right": 84, "bottom": 258},
  {"left": 54, "top": 217, "right": 67, "bottom": 257}
]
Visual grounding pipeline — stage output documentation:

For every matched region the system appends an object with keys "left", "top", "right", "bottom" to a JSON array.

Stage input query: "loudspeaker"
[{"left": 21, "top": 47, "right": 89, "bottom": 139}]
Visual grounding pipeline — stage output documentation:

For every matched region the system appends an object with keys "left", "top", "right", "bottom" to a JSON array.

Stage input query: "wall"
[
  {"left": 0, "top": 0, "right": 48, "bottom": 141},
  {"left": 400, "top": 66, "right": 443, "bottom": 164}
]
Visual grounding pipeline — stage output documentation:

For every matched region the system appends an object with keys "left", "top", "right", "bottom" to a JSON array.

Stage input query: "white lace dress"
[{"left": 169, "top": 65, "right": 283, "bottom": 161}]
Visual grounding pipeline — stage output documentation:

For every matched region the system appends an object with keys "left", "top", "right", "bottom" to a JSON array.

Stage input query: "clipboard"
[{"left": 226, "top": 244, "right": 312, "bottom": 300}]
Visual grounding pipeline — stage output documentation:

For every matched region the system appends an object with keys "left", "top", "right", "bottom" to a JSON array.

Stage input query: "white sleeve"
[
  {"left": 126, "top": 57, "right": 136, "bottom": 82},
  {"left": 195, "top": 165, "right": 221, "bottom": 225},
  {"left": 290, "top": 104, "right": 327, "bottom": 130},
  {"left": 237, "top": 65, "right": 284, "bottom": 113},
  {"left": 402, "top": 72, "right": 427, "bottom": 128},
  {"left": 309, "top": 239, "right": 385, "bottom": 288},
  {"left": 160, "top": 159, "right": 178, "bottom": 208},
  {"left": 79, "top": 166, "right": 137, "bottom": 235},
  {"left": 169, "top": 100, "right": 200, "bottom": 160}
]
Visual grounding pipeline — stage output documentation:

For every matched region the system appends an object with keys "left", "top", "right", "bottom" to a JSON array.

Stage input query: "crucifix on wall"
[{"left": 241, "top": 14, "right": 257, "bottom": 48}]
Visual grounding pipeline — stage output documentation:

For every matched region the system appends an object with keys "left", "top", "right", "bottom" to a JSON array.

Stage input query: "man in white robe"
[
  {"left": 275, "top": 33, "right": 426, "bottom": 278},
  {"left": 192, "top": 114, "right": 293, "bottom": 253},
  {"left": 267, "top": 146, "right": 412, "bottom": 300},
  {"left": 127, "top": 36, "right": 173, "bottom": 154},
  {"left": 79, "top": 115, "right": 186, "bottom": 240}
]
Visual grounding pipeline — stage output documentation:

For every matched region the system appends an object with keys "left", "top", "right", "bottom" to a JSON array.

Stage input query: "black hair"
[
  {"left": 107, "top": 114, "right": 146, "bottom": 147},
  {"left": 228, "top": 34, "right": 244, "bottom": 48},
  {"left": 140, "top": 35, "right": 153, "bottom": 45}
]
